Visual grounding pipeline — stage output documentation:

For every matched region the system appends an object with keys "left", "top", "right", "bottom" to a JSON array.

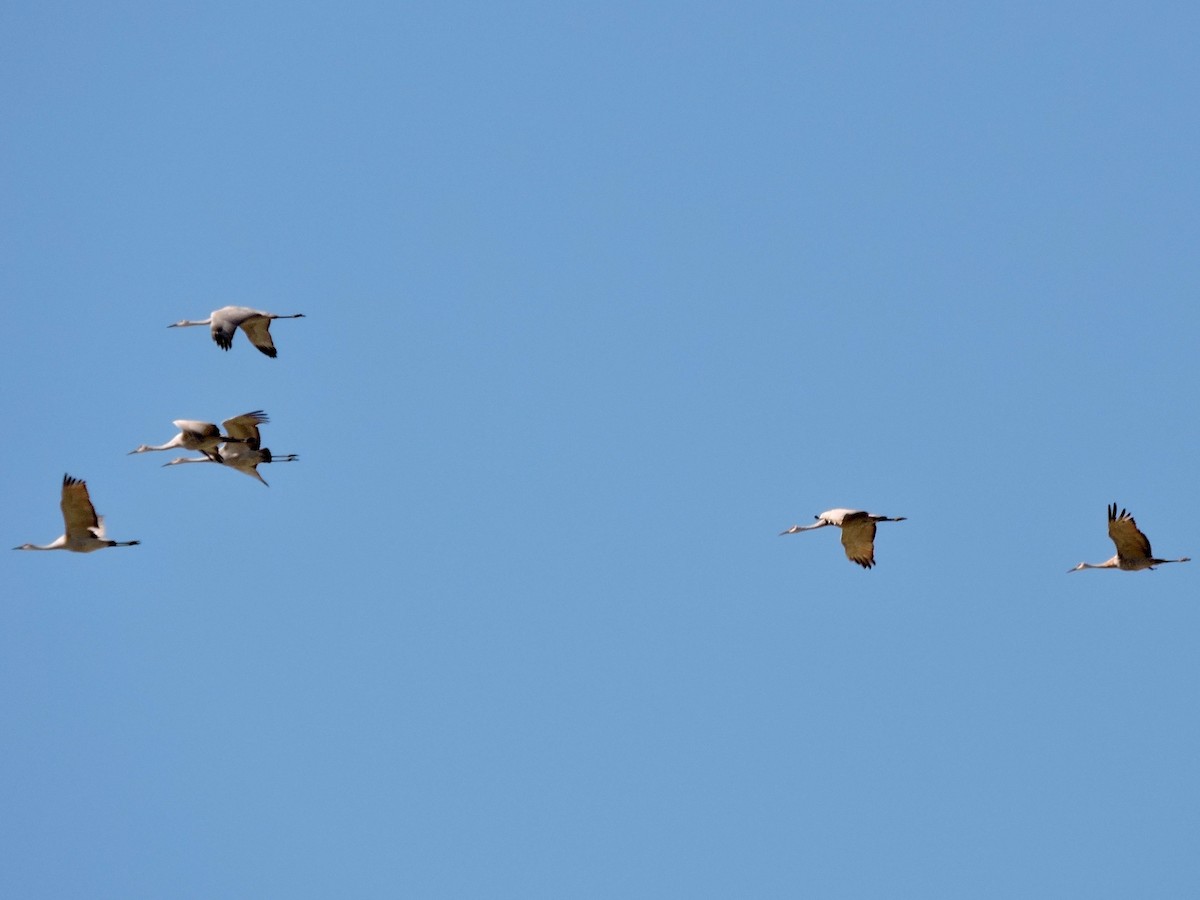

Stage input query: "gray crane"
[
  {"left": 168, "top": 306, "right": 305, "bottom": 357},
  {"left": 128, "top": 411, "right": 267, "bottom": 455}
]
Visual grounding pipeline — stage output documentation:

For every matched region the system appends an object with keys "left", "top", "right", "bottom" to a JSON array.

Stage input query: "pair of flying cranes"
[
  {"left": 781, "top": 506, "right": 1191, "bottom": 573},
  {"left": 13, "top": 307, "right": 304, "bottom": 554}
]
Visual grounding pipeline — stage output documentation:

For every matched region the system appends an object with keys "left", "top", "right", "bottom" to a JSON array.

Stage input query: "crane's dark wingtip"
[{"left": 257, "top": 346, "right": 278, "bottom": 358}]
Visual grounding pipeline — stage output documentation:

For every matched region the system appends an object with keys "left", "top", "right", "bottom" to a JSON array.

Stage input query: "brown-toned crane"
[
  {"left": 1068, "top": 503, "right": 1190, "bottom": 572},
  {"left": 14, "top": 474, "right": 140, "bottom": 553}
]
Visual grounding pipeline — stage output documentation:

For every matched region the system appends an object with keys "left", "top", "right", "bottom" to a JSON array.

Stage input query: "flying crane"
[
  {"left": 780, "top": 508, "right": 906, "bottom": 569},
  {"left": 14, "top": 474, "right": 141, "bottom": 553},
  {"left": 1068, "top": 503, "right": 1190, "bottom": 572},
  {"left": 168, "top": 306, "right": 305, "bottom": 357},
  {"left": 128, "top": 411, "right": 267, "bottom": 456}
]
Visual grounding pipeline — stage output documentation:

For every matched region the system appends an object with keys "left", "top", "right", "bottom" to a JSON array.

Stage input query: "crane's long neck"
[
  {"left": 15, "top": 537, "right": 67, "bottom": 551},
  {"left": 130, "top": 439, "right": 180, "bottom": 454},
  {"left": 162, "top": 456, "right": 218, "bottom": 467},
  {"left": 780, "top": 521, "right": 829, "bottom": 535}
]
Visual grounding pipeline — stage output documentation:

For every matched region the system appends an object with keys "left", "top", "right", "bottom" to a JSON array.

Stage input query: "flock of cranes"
[
  {"left": 780, "top": 505, "right": 1190, "bottom": 573},
  {"left": 14, "top": 307, "right": 304, "bottom": 553},
  {"left": 12, "top": 304, "right": 1192, "bottom": 576}
]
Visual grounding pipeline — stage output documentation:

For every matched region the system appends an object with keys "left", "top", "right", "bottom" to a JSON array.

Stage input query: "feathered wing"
[
  {"left": 239, "top": 316, "right": 277, "bottom": 357},
  {"left": 60, "top": 474, "right": 100, "bottom": 541},
  {"left": 221, "top": 411, "right": 268, "bottom": 449},
  {"left": 1108, "top": 503, "right": 1153, "bottom": 564},
  {"left": 839, "top": 513, "right": 877, "bottom": 569}
]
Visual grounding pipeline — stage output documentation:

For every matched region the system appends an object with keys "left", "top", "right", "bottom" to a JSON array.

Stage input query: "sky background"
[{"left": 2, "top": 1, "right": 1199, "bottom": 897}]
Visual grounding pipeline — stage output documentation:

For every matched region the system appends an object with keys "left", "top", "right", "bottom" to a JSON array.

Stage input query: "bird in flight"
[
  {"left": 1068, "top": 503, "right": 1190, "bottom": 572},
  {"left": 128, "top": 411, "right": 267, "bottom": 456},
  {"left": 14, "top": 474, "right": 141, "bottom": 553},
  {"left": 168, "top": 306, "right": 305, "bottom": 357},
  {"left": 780, "top": 508, "right": 906, "bottom": 569}
]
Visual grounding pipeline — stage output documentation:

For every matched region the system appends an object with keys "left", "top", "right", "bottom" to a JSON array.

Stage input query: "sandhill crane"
[
  {"left": 1069, "top": 503, "right": 1190, "bottom": 572},
  {"left": 128, "top": 411, "right": 267, "bottom": 456},
  {"left": 168, "top": 306, "right": 305, "bottom": 357},
  {"left": 14, "top": 474, "right": 140, "bottom": 553},
  {"left": 162, "top": 411, "right": 298, "bottom": 486},
  {"left": 780, "top": 508, "right": 907, "bottom": 569}
]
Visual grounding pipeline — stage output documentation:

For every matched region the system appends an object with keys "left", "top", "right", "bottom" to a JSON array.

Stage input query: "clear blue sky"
[{"left": 3, "top": 2, "right": 1198, "bottom": 897}]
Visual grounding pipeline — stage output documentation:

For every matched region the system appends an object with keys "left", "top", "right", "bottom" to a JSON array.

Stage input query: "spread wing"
[
  {"left": 222, "top": 410, "right": 268, "bottom": 449},
  {"left": 239, "top": 316, "right": 277, "bottom": 357},
  {"left": 839, "top": 512, "right": 877, "bottom": 569},
  {"left": 1108, "top": 503, "right": 1152, "bottom": 563},
  {"left": 60, "top": 474, "right": 100, "bottom": 541}
]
